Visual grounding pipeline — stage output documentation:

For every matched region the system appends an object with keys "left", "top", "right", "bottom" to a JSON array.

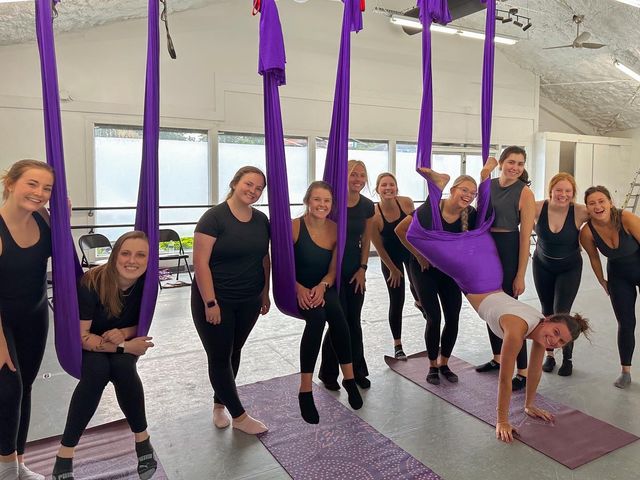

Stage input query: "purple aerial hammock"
[
  {"left": 256, "top": 0, "right": 364, "bottom": 318},
  {"left": 406, "top": 0, "right": 504, "bottom": 294},
  {"left": 35, "top": 0, "right": 162, "bottom": 378}
]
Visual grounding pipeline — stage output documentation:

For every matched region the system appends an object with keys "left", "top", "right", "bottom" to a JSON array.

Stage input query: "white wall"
[{"left": 0, "top": 0, "right": 539, "bottom": 212}]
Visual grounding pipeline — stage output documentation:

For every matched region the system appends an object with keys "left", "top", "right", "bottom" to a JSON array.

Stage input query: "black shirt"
[
  {"left": 416, "top": 199, "right": 478, "bottom": 233},
  {"left": 343, "top": 195, "right": 375, "bottom": 276},
  {"left": 195, "top": 202, "right": 270, "bottom": 301},
  {"left": 78, "top": 278, "right": 143, "bottom": 335}
]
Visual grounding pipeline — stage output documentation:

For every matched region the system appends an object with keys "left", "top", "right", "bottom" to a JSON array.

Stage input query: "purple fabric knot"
[
  {"left": 258, "top": 0, "right": 286, "bottom": 86},
  {"left": 418, "top": 0, "right": 452, "bottom": 26}
]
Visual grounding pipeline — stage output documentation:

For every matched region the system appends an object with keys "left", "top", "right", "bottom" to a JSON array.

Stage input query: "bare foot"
[
  {"left": 418, "top": 167, "right": 450, "bottom": 190},
  {"left": 480, "top": 156, "right": 498, "bottom": 181},
  {"left": 213, "top": 405, "right": 231, "bottom": 429},
  {"left": 232, "top": 413, "right": 268, "bottom": 435}
]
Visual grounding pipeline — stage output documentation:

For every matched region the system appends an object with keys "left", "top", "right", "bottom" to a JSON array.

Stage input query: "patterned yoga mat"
[
  {"left": 238, "top": 374, "right": 441, "bottom": 479},
  {"left": 385, "top": 352, "right": 639, "bottom": 469},
  {"left": 25, "top": 419, "right": 169, "bottom": 480}
]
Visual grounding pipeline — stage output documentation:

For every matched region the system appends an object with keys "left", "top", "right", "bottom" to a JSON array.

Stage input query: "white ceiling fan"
[{"left": 544, "top": 15, "right": 606, "bottom": 50}]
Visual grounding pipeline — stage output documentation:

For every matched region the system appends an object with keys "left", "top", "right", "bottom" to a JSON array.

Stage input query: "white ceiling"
[{"left": 1, "top": 0, "right": 639, "bottom": 133}]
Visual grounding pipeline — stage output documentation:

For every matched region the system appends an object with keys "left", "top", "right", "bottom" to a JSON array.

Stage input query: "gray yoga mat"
[
  {"left": 25, "top": 419, "right": 168, "bottom": 479},
  {"left": 238, "top": 373, "right": 441, "bottom": 479},
  {"left": 385, "top": 352, "right": 639, "bottom": 469}
]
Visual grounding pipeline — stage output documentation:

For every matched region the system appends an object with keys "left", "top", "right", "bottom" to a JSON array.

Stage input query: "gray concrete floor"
[{"left": 30, "top": 252, "right": 640, "bottom": 479}]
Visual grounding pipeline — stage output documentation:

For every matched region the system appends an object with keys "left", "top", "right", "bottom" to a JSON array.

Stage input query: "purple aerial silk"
[
  {"left": 322, "top": 0, "right": 363, "bottom": 289},
  {"left": 35, "top": 0, "right": 160, "bottom": 376},
  {"left": 134, "top": 0, "right": 161, "bottom": 336},
  {"left": 406, "top": 0, "right": 502, "bottom": 294},
  {"left": 35, "top": 0, "right": 83, "bottom": 378},
  {"left": 257, "top": 0, "right": 298, "bottom": 317}
]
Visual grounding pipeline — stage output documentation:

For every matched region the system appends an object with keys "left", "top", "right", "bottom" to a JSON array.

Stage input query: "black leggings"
[
  {"left": 381, "top": 256, "right": 416, "bottom": 341},
  {"left": 61, "top": 351, "right": 147, "bottom": 447},
  {"left": 532, "top": 251, "right": 582, "bottom": 359},
  {"left": 607, "top": 257, "right": 640, "bottom": 366},
  {"left": 191, "top": 289, "right": 261, "bottom": 418},
  {"left": 0, "top": 297, "right": 48, "bottom": 456},
  {"left": 299, "top": 288, "right": 352, "bottom": 373},
  {"left": 319, "top": 274, "right": 368, "bottom": 382},
  {"left": 487, "top": 232, "right": 528, "bottom": 370},
  {"left": 408, "top": 258, "right": 461, "bottom": 361}
]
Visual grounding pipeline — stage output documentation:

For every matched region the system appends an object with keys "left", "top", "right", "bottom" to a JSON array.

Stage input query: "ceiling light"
[
  {"left": 513, "top": 19, "right": 524, "bottom": 28},
  {"left": 389, "top": 15, "right": 518, "bottom": 45},
  {"left": 496, "top": 15, "right": 505, "bottom": 21},
  {"left": 614, "top": 60, "right": 640, "bottom": 82},
  {"left": 501, "top": 17, "right": 513, "bottom": 24},
  {"left": 522, "top": 22, "right": 532, "bottom": 31},
  {"left": 614, "top": 0, "right": 640, "bottom": 7},
  {"left": 0, "top": 0, "right": 31, "bottom": 3}
]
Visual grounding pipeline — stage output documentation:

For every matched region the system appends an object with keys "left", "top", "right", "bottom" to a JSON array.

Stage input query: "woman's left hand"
[
  {"left": 309, "top": 284, "right": 327, "bottom": 308},
  {"left": 102, "top": 328, "right": 125, "bottom": 345},
  {"left": 524, "top": 405, "right": 554, "bottom": 422},
  {"left": 260, "top": 292, "right": 271, "bottom": 315},
  {"left": 512, "top": 274, "right": 525, "bottom": 297},
  {"left": 350, "top": 268, "right": 366, "bottom": 294}
]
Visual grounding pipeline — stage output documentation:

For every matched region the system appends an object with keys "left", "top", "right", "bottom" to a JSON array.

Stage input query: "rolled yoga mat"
[
  {"left": 25, "top": 419, "right": 168, "bottom": 480},
  {"left": 385, "top": 352, "right": 639, "bottom": 470},
  {"left": 238, "top": 373, "right": 441, "bottom": 479}
]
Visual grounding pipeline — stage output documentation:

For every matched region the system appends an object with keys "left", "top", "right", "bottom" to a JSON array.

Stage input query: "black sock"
[
  {"left": 298, "top": 391, "right": 320, "bottom": 424},
  {"left": 52, "top": 456, "right": 74, "bottom": 480},
  {"left": 341, "top": 378, "right": 363, "bottom": 410},
  {"left": 135, "top": 438, "right": 157, "bottom": 480}
]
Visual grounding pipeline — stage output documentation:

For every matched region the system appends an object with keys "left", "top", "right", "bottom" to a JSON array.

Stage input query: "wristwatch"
[
  {"left": 206, "top": 299, "right": 217, "bottom": 308},
  {"left": 116, "top": 342, "right": 125, "bottom": 354},
  {"left": 359, "top": 264, "right": 368, "bottom": 271}
]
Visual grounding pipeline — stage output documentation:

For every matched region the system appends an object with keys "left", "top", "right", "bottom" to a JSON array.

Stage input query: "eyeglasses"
[
  {"left": 160, "top": 0, "right": 177, "bottom": 59},
  {"left": 454, "top": 187, "right": 477, "bottom": 198}
]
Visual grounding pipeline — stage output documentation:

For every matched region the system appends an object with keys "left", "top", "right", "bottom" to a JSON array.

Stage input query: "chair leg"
[
  {"left": 185, "top": 259, "right": 193, "bottom": 282},
  {"left": 176, "top": 258, "right": 181, "bottom": 281}
]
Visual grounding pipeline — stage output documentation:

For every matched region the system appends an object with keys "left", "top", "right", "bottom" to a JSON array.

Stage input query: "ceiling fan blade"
[
  {"left": 575, "top": 31, "right": 591, "bottom": 43},
  {"left": 543, "top": 45, "right": 573, "bottom": 50},
  {"left": 581, "top": 42, "right": 606, "bottom": 49}
]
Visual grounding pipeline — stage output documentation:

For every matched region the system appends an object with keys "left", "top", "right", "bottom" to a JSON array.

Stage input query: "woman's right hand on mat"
[
  {"left": 125, "top": 337, "right": 154, "bottom": 356},
  {"left": 0, "top": 342, "right": 16, "bottom": 372},
  {"left": 495, "top": 421, "right": 517, "bottom": 443},
  {"left": 205, "top": 304, "right": 221, "bottom": 324},
  {"left": 524, "top": 405, "right": 554, "bottom": 422},
  {"left": 296, "top": 285, "right": 314, "bottom": 310},
  {"left": 386, "top": 267, "right": 403, "bottom": 288},
  {"left": 417, "top": 256, "right": 430, "bottom": 272}
]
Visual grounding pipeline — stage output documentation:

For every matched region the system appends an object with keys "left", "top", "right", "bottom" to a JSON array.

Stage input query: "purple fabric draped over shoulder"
[
  {"left": 35, "top": 0, "right": 160, "bottom": 376},
  {"left": 258, "top": 0, "right": 299, "bottom": 318},
  {"left": 134, "top": 0, "right": 161, "bottom": 336},
  {"left": 406, "top": 0, "right": 502, "bottom": 294},
  {"left": 322, "top": 0, "right": 363, "bottom": 288},
  {"left": 35, "top": 0, "right": 83, "bottom": 378}
]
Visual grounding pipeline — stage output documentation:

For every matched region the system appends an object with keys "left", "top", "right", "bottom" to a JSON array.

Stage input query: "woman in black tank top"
[
  {"left": 581, "top": 185, "right": 640, "bottom": 389},
  {"left": 533, "top": 173, "right": 589, "bottom": 377},
  {"left": 370, "top": 173, "right": 417, "bottom": 360},
  {"left": 0, "top": 160, "right": 54, "bottom": 480},
  {"left": 293, "top": 181, "right": 363, "bottom": 424}
]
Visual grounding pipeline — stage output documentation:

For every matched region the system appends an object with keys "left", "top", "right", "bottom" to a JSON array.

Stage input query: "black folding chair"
[
  {"left": 78, "top": 233, "right": 111, "bottom": 268},
  {"left": 158, "top": 229, "right": 193, "bottom": 289}
]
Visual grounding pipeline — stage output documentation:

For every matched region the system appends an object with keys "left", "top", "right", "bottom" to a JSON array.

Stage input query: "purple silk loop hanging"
[
  {"left": 35, "top": 0, "right": 83, "bottom": 378},
  {"left": 406, "top": 0, "right": 503, "bottom": 294},
  {"left": 322, "top": 0, "right": 362, "bottom": 290},
  {"left": 257, "top": 0, "right": 300, "bottom": 318},
  {"left": 134, "top": 0, "right": 161, "bottom": 337}
]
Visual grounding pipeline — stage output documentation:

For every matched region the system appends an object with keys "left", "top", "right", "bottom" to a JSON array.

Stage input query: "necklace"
[{"left": 121, "top": 282, "right": 137, "bottom": 298}]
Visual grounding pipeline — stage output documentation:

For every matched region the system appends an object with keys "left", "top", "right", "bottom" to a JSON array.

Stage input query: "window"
[
  {"left": 218, "top": 132, "right": 309, "bottom": 215},
  {"left": 93, "top": 125, "right": 209, "bottom": 240},
  {"left": 395, "top": 142, "right": 425, "bottom": 201},
  {"left": 315, "top": 138, "right": 389, "bottom": 200}
]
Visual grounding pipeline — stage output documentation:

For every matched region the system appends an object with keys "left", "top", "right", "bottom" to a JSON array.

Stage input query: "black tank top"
[
  {"left": 294, "top": 217, "right": 333, "bottom": 289},
  {"left": 588, "top": 213, "right": 640, "bottom": 262},
  {"left": 0, "top": 212, "right": 52, "bottom": 305},
  {"left": 535, "top": 201, "right": 580, "bottom": 259},
  {"left": 490, "top": 178, "right": 525, "bottom": 231},
  {"left": 377, "top": 199, "right": 410, "bottom": 263}
]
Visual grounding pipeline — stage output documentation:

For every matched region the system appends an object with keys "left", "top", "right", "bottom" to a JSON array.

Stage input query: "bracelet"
[
  {"left": 359, "top": 263, "right": 368, "bottom": 271},
  {"left": 321, "top": 281, "right": 330, "bottom": 289}
]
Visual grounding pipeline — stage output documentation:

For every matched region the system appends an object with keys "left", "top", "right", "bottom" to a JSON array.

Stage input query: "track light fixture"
[{"left": 496, "top": 8, "right": 532, "bottom": 31}]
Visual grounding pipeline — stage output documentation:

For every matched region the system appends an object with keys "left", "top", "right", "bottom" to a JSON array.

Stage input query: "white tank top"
[{"left": 478, "top": 292, "right": 542, "bottom": 339}]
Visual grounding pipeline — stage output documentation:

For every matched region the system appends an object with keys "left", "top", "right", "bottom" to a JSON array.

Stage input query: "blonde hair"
[
  {"left": 443, "top": 175, "right": 477, "bottom": 232},
  {"left": 347, "top": 160, "right": 368, "bottom": 186},
  {"left": 81, "top": 231, "right": 148, "bottom": 318},
  {"left": 303, "top": 181, "right": 333, "bottom": 215},
  {"left": 375, "top": 172, "right": 398, "bottom": 195},
  {"left": 2, "top": 159, "right": 54, "bottom": 201},
  {"left": 548, "top": 172, "right": 577, "bottom": 201},
  {"left": 225, "top": 166, "right": 266, "bottom": 201}
]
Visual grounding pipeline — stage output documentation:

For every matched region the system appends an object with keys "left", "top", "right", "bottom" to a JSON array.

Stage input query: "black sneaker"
[
  {"left": 512, "top": 374, "right": 527, "bottom": 391},
  {"left": 394, "top": 345, "right": 408, "bottom": 361},
  {"left": 137, "top": 450, "right": 157, "bottom": 480},
  {"left": 542, "top": 356, "right": 556, "bottom": 373},
  {"left": 557, "top": 359, "right": 573, "bottom": 377},
  {"left": 475, "top": 360, "right": 500, "bottom": 373}
]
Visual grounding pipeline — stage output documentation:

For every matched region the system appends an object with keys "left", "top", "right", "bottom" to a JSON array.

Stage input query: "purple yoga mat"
[
  {"left": 385, "top": 352, "right": 639, "bottom": 469},
  {"left": 238, "top": 374, "right": 441, "bottom": 479},
  {"left": 25, "top": 420, "right": 168, "bottom": 480}
]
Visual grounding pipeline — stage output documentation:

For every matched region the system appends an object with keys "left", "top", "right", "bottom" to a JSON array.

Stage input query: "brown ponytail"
[{"left": 548, "top": 313, "right": 591, "bottom": 342}]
